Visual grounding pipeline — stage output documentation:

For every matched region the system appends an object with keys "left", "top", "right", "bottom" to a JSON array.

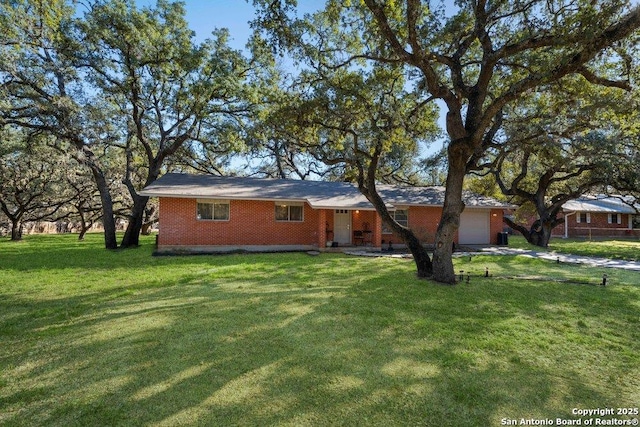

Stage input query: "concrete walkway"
[
  {"left": 475, "top": 247, "right": 640, "bottom": 271},
  {"left": 345, "top": 246, "right": 640, "bottom": 271}
]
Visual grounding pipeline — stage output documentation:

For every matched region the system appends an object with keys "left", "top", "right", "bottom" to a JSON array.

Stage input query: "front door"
[{"left": 334, "top": 210, "right": 351, "bottom": 245}]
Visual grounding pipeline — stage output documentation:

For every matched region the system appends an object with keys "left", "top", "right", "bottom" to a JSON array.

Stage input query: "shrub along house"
[
  {"left": 554, "top": 196, "right": 640, "bottom": 239},
  {"left": 140, "top": 173, "right": 510, "bottom": 253}
]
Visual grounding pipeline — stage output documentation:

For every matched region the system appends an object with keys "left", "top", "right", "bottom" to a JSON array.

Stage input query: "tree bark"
[
  {"left": 78, "top": 227, "right": 88, "bottom": 241},
  {"left": 362, "top": 189, "right": 433, "bottom": 277},
  {"left": 141, "top": 204, "right": 157, "bottom": 235},
  {"left": 89, "top": 166, "right": 118, "bottom": 249},
  {"left": 10, "top": 220, "right": 23, "bottom": 241},
  {"left": 120, "top": 193, "right": 148, "bottom": 248},
  {"left": 77, "top": 214, "right": 92, "bottom": 241},
  {"left": 356, "top": 148, "right": 433, "bottom": 278},
  {"left": 526, "top": 219, "right": 558, "bottom": 248},
  {"left": 432, "top": 145, "right": 468, "bottom": 284},
  {"left": 504, "top": 215, "right": 559, "bottom": 248},
  {"left": 400, "top": 227, "right": 433, "bottom": 278}
]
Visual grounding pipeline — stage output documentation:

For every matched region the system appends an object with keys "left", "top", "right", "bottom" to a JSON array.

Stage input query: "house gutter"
[{"left": 564, "top": 211, "right": 576, "bottom": 239}]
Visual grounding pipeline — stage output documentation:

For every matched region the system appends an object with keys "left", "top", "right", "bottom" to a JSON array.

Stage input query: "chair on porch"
[
  {"left": 362, "top": 222, "right": 372, "bottom": 246},
  {"left": 353, "top": 230, "right": 364, "bottom": 246}
]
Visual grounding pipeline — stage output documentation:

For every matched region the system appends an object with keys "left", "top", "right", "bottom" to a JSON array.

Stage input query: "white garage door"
[{"left": 459, "top": 210, "right": 490, "bottom": 244}]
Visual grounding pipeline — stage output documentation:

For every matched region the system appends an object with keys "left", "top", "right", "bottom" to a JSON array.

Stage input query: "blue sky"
[
  {"left": 135, "top": 0, "right": 449, "bottom": 155},
  {"left": 181, "top": 0, "right": 259, "bottom": 48},
  {"left": 136, "top": 0, "right": 319, "bottom": 49}
]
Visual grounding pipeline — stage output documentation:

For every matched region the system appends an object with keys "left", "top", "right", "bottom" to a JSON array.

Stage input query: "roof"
[
  {"left": 378, "top": 184, "right": 512, "bottom": 208},
  {"left": 563, "top": 196, "right": 639, "bottom": 214},
  {"left": 140, "top": 173, "right": 512, "bottom": 210}
]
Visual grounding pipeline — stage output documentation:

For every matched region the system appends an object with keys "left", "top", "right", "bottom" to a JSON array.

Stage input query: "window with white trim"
[
  {"left": 608, "top": 213, "right": 621, "bottom": 224},
  {"left": 275, "top": 203, "right": 304, "bottom": 222},
  {"left": 383, "top": 208, "right": 409, "bottom": 233},
  {"left": 197, "top": 199, "right": 230, "bottom": 221},
  {"left": 577, "top": 212, "right": 590, "bottom": 224}
]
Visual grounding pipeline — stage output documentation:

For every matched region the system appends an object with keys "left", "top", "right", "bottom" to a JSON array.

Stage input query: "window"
[
  {"left": 608, "top": 213, "right": 621, "bottom": 224},
  {"left": 383, "top": 208, "right": 409, "bottom": 233},
  {"left": 275, "top": 203, "right": 304, "bottom": 222},
  {"left": 577, "top": 212, "right": 590, "bottom": 224},
  {"left": 394, "top": 209, "right": 409, "bottom": 227},
  {"left": 197, "top": 199, "right": 229, "bottom": 221}
]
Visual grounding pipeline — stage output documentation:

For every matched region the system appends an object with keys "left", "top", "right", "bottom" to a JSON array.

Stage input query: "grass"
[
  {"left": 508, "top": 234, "right": 640, "bottom": 261},
  {"left": 1, "top": 234, "right": 639, "bottom": 426}
]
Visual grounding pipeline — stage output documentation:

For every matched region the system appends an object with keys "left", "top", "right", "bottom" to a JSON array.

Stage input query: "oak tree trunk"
[
  {"left": 395, "top": 226, "right": 433, "bottom": 278},
  {"left": 432, "top": 147, "right": 467, "bottom": 284},
  {"left": 120, "top": 194, "right": 149, "bottom": 248},
  {"left": 527, "top": 220, "right": 554, "bottom": 248},
  {"left": 357, "top": 160, "right": 433, "bottom": 278},
  {"left": 503, "top": 213, "right": 559, "bottom": 248},
  {"left": 89, "top": 167, "right": 118, "bottom": 250},
  {"left": 10, "top": 220, "right": 23, "bottom": 241}
]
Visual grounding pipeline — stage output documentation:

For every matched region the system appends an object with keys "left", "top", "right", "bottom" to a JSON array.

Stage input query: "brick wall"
[
  {"left": 381, "top": 207, "right": 505, "bottom": 246},
  {"left": 489, "top": 209, "right": 504, "bottom": 245},
  {"left": 566, "top": 212, "right": 639, "bottom": 238},
  {"left": 381, "top": 206, "right": 446, "bottom": 245},
  {"left": 526, "top": 212, "right": 639, "bottom": 239},
  {"left": 158, "top": 198, "right": 321, "bottom": 247},
  {"left": 158, "top": 197, "right": 508, "bottom": 249}
]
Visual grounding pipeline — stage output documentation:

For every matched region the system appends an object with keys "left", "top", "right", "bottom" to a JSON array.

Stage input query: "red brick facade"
[
  {"left": 159, "top": 198, "right": 322, "bottom": 249},
  {"left": 381, "top": 206, "right": 442, "bottom": 245},
  {"left": 381, "top": 207, "right": 504, "bottom": 246},
  {"left": 489, "top": 209, "right": 505, "bottom": 244},
  {"left": 553, "top": 212, "right": 640, "bottom": 238},
  {"left": 157, "top": 197, "right": 506, "bottom": 252}
]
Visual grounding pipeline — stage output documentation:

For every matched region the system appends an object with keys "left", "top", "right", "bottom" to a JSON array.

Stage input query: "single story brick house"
[
  {"left": 553, "top": 196, "right": 640, "bottom": 238},
  {"left": 140, "top": 173, "right": 511, "bottom": 253}
]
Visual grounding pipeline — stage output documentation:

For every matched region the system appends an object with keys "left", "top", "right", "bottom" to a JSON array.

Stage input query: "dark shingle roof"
[{"left": 140, "top": 173, "right": 511, "bottom": 210}]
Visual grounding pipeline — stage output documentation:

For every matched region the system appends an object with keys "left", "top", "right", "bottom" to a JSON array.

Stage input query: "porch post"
[
  {"left": 318, "top": 209, "right": 327, "bottom": 249},
  {"left": 373, "top": 212, "right": 383, "bottom": 249}
]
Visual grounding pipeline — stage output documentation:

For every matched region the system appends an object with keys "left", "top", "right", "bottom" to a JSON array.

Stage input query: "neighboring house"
[
  {"left": 554, "top": 196, "right": 640, "bottom": 238},
  {"left": 140, "top": 173, "right": 511, "bottom": 253}
]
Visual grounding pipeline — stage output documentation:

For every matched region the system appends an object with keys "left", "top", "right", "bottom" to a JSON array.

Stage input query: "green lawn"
[
  {"left": 508, "top": 234, "right": 640, "bottom": 261},
  {"left": 1, "top": 234, "right": 639, "bottom": 426}
]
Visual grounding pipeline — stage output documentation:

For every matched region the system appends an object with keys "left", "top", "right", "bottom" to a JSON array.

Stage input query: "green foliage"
[
  {"left": 483, "top": 69, "right": 640, "bottom": 247},
  {"left": 0, "top": 131, "right": 75, "bottom": 238},
  {"left": 77, "top": 0, "right": 250, "bottom": 167}
]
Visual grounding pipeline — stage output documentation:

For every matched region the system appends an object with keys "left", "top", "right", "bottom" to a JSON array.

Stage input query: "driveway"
[
  {"left": 346, "top": 246, "right": 640, "bottom": 271},
  {"left": 475, "top": 247, "right": 640, "bottom": 271}
]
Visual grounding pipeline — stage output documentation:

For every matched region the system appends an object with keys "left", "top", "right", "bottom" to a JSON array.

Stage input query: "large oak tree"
[
  {"left": 254, "top": 0, "right": 640, "bottom": 283},
  {"left": 75, "top": 0, "right": 253, "bottom": 247},
  {"left": 0, "top": 0, "right": 122, "bottom": 248}
]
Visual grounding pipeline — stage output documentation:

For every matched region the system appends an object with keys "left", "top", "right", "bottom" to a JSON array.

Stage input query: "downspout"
[{"left": 564, "top": 211, "right": 576, "bottom": 239}]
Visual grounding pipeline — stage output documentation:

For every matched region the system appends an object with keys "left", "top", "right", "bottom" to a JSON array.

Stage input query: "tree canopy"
[
  {"left": 1, "top": 0, "right": 262, "bottom": 248},
  {"left": 253, "top": 0, "right": 640, "bottom": 282}
]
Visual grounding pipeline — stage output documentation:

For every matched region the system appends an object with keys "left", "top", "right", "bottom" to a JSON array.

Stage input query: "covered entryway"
[
  {"left": 459, "top": 209, "right": 490, "bottom": 244},
  {"left": 334, "top": 209, "right": 351, "bottom": 245}
]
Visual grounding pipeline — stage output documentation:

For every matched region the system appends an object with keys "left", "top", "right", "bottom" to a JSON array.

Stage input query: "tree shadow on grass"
[{"left": 1, "top": 247, "right": 639, "bottom": 426}]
